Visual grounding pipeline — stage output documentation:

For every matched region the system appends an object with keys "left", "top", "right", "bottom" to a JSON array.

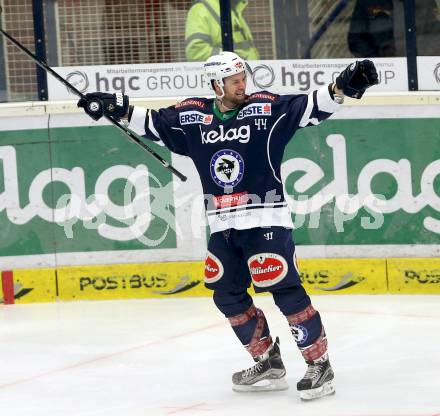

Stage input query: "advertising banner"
[
  {"left": 0, "top": 124, "right": 176, "bottom": 266},
  {"left": 47, "top": 58, "right": 408, "bottom": 100},
  {"left": 388, "top": 258, "right": 440, "bottom": 294},
  {"left": 57, "top": 262, "right": 206, "bottom": 301},
  {"left": 0, "top": 110, "right": 439, "bottom": 269},
  {"left": 4, "top": 257, "right": 440, "bottom": 302},
  {"left": 298, "top": 258, "right": 387, "bottom": 294},
  {"left": 417, "top": 57, "right": 440, "bottom": 91},
  {"left": 57, "top": 258, "right": 388, "bottom": 301},
  {"left": 283, "top": 118, "right": 440, "bottom": 245},
  {"left": 0, "top": 268, "right": 56, "bottom": 304}
]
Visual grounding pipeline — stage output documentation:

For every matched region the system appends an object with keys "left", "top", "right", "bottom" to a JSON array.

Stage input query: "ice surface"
[{"left": 1, "top": 295, "right": 439, "bottom": 416}]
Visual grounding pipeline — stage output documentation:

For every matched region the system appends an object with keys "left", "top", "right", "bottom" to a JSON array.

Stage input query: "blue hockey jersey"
[{"left": 128, "top": 85, "right": 341, "bottom": 233}]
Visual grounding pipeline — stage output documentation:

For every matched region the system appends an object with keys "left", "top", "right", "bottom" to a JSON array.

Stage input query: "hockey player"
[{"left": 77, "top": 52, "right": 378, "bottom": 400}]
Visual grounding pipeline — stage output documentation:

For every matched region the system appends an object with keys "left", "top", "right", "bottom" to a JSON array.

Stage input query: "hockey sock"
[
  {"left": 229, "top": 304, "right": 272, "bottom": 358},
  {"left": 286, "top": 305, "right": 328, "bottom": 362}
]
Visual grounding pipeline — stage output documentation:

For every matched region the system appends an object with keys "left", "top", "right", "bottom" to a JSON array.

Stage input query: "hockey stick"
[{"left": 0, "top": 7, "right": 187, "bottom": 182}]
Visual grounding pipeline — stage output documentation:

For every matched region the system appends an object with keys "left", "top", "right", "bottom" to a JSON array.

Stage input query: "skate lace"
[
  {"left": 243, "top": 361, "right": 264, "bottom": 378},
  {"left": 304, "top": 363, "right": 322, "bottom": 380}
]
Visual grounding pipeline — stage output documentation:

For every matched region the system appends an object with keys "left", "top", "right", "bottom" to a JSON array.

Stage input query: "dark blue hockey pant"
[{"left": 204, "top": 227, "right": 327, "bottom": 359}]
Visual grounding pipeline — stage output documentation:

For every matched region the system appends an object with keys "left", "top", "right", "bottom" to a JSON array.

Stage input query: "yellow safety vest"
[{"left": 185, "top": 0, "right": 260, "bottom": 61}]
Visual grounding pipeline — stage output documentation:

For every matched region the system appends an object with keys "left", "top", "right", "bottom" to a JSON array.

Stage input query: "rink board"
[
  {"left": 57, "top": 258, "right": 439, "bottom": 300},
  {"left": 56, "top": 258, "right": 388, "bottom": 301},
  {"left": 57, "top": 262, "right": 206, "bottom": 301},
  {"left": 298, "top": 258, "right": 387, "bottom": 294},
  {"left": 0, "top": 268, "right": 57, "bottom": 304},
  {"left": 1, "top": 106, "right": 440, "bottom": 269},
  {"left": 387, "top": 258, "right": 440, "bottom": 294},
  {"left": 3, "top": 258, "right": 440, "bottom": 303}
]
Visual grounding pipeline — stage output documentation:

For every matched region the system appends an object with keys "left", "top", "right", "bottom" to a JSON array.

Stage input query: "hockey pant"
[{"left": 206, "top": 227, "right": 328, "bottom": 361}]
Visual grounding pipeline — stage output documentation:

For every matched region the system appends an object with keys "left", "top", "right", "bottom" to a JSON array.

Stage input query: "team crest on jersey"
[
  {"left": 237, "top": 103, "right": 272, "bottom": 120},
  {"left": 290, "top": 324, "right": 309, "bottom": 345},
  {"left": 204, "top": 251, "right": 224, "bottom": 283},
  {"left": 210, "top": 149, "right": 245, "bottom": 188},
  {"left": 248, "top": 253, "right": 288, "bottom": 288},
  {"left": 179, "top": 111, "right": 213, "bottom": 125}
]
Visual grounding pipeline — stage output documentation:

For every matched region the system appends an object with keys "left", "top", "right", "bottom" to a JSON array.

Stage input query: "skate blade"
[
  {"left": 233, "top": 377, "right": 289, "bottom": 393},
  {"left": 299, "top": 380, "right": 335, "bottom": 401}
]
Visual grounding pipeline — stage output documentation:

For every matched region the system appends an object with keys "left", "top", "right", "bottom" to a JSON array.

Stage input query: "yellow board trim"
[
  {"left": 2, "top": 258, "right": 440, "bottom": 303},
  {"left": 9, "top": 268, "right": 57, "bottom": 304},
  {"left": 297, "top": 258, "right": 387, "bottom": 295},
  {"left": 388, "top": 258, "right": 440, "bottom": 294},
  {"left": 56, "top": 258, "right": 389, "bottom": 301},
  {"left": 57, "top": 262, "right": 206, "bottom": 301}
]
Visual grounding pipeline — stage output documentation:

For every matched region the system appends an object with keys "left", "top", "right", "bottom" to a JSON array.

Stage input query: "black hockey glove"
[
  {"left": 335, "top": 60, "right": 379, "bottom": 99},
  {"left": 77, "top": 92, "right": 129, "bottom": 121}
]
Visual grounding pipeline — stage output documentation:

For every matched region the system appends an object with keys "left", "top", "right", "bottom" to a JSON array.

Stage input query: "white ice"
[{"left": 1, "top": 295, "right": 439, "bottom": 416}]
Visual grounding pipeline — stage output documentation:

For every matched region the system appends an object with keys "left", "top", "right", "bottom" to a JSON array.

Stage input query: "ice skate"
[
  {"left": 297, "top": 354, "right": 335, "bottom": 400},
  {"left": 232, "top": 337, "right": 288, "bottom": 392}
]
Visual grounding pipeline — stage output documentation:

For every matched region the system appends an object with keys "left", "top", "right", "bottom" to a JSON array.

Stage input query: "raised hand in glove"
[
  {"left": 336, "top": 60, "right": 379, "bottom": 99},
  {"left": 77, "top": 92, "right": 129, "bottom": 121}
]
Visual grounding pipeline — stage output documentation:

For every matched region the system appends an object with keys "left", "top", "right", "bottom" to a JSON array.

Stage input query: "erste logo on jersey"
[
  {"left": 248, "top": 253, "right": 288, "bottom": 288},
  {"left": 204, "top": 251, "right": 224, "bottom": 283},
  {"left": 210, "top": 149, "right": 244, "bottom": 188},
  {"left": 237, "top": 103, "right": 272, "bottom": 120},
  {"left": 180, "top": 111, "right": 213, "bottom": 125}
]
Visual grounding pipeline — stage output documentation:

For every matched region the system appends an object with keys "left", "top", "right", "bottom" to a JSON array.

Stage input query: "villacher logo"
[{"left": 204, "top": 251, "right": 224, "bottom": 283}]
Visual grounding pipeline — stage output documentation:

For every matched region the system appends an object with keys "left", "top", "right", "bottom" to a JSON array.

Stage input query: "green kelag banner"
[
  {"left": 283, "top": 118, "right": 440, "bottom": 245},
  {"left": 0, "top": 125, "right": 176, "bottom": 259},
  {"left": 0, "top": 117, "right": 439, "bottom": 263}
]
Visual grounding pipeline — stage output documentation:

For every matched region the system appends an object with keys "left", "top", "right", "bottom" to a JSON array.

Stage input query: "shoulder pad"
[
  {"left": 246, "top": 91, "right": 279, "bottom": 102},
  {"left": 175, "top": 98, "right": 209, "bottom": 110}
]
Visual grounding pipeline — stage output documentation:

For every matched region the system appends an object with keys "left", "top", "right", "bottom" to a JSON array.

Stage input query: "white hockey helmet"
[{"left": 204, "top": 51, "right": 246, "bottom": 98}]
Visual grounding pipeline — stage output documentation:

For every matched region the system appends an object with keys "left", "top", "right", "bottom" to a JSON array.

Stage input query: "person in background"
[
  {"left": 413, "top": 0, "right": 440, "bottom": 55},
  {"left": 348, "top": 0, "right": 396, "bottom": 57},
  {"left": 349, "top": 0, "right": 440, "bottom": 57},
  {"left": 185, "top": 0, "right": 259, "bottom": 61}
]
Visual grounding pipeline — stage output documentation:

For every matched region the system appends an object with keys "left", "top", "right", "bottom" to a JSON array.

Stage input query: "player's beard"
[{"left": 224, "top": 92, "right": 246, "bottom": 109}]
